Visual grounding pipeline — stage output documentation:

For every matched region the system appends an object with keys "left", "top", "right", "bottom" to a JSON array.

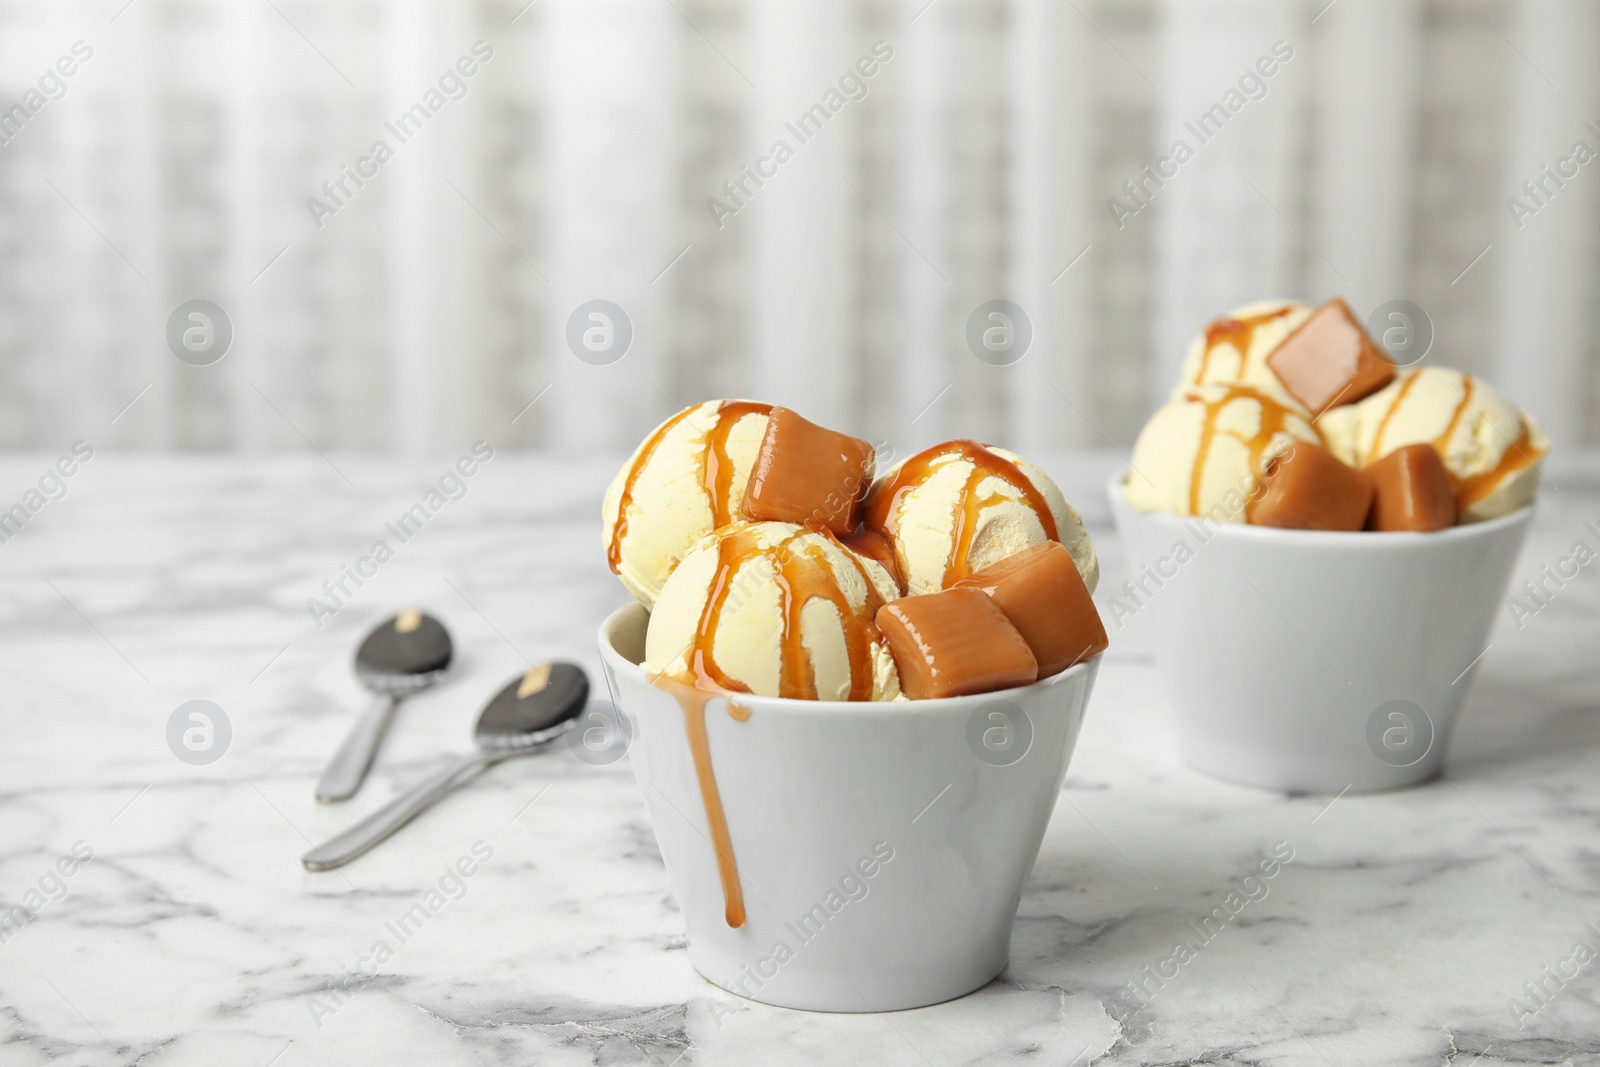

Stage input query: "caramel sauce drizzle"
[
  {"left": 1359, "top": 371, "right": 1544, "bottom": 512},
  {"left": 864, "top": 440, "right": 1058, "bottom": 587},
  {"left": 608, "top": 401, "right": 774, "bottom": 574},
  {"left": 702, "top": 400, "right": 774, "bottom": 529},
  {"left": 616, "top": 398, "right": 766, "bottom": 927},
  {"left": 1431, "top": 375, "right": 1475, "bottom": 460},
  {"left": 953, "top": 490, "right": 1015, "bottom": 581},
  {"left": 1458, "top": 423, "right": 1544, "bottom": 511},
  {"left": 1197, "top": 305, "right": 1298, "bottom": 381},
  {"left": 1365, "top": 371, "right": 1423, "bottom": 466},
  {"left": 686, "top": 524, "right": 883, "bottom": 700},
  {"left": 650, "top": 673, "right": 749, "bottom": 928},
  {"left": 838, "top": 527, "right": 903, "bottom": 591},
  {"left": 822, "top": 526, "right": 895, "bottom": 640},
  {"left": 652, "top": 519, "right": 889, "bottom": 929},
  {"left": 607, "top": 406, "right": 696, "bottom": 573},
  {"left": 1186, "top": 384, "right": 1299, "bottom": 518}
]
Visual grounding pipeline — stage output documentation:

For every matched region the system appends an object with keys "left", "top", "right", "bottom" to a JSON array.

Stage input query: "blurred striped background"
[{"left": 0, "top": 0, "right": 1595, "bottom": 457}]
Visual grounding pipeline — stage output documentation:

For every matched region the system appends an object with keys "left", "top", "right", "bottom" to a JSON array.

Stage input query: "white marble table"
[{"left": 4, "top": 450, "right": 1600, "bottom": 1067}]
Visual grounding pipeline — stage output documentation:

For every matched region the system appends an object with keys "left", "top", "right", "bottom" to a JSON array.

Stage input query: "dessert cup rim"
[
  {"left": 1107, "top": 469, "right": 1534, "bottom": 544},
  {"left": 597, "top": 601, "right": 1099, "bottom": 716}
]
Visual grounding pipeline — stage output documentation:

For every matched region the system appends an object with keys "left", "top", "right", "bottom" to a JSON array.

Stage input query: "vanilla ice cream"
[
  {"left": 864, "top": 441, "right": 1098, "bottom": 597},
  {"left": 603, "top": 400, "right": 772, "bottom": 608},
  {"left": 1124, "top": 383, "right": 1322, "bottom": 522},
  {"left": 1319, "top": 367, "right": 1548, "bottom": 522},
  {"left": 1175, "top": 299, "right": 1314, "bottom": 415},
  {"left": 644, "top": 521, "right": 903, "bottom": 701}
]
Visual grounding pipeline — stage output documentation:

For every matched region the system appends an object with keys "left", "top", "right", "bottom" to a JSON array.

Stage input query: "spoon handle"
[
  {"left": 302, "top": 753, "right": 491, "bottom": 871},
  {"left": 315, "top": 693, "right": 399, "bottom": 803}
]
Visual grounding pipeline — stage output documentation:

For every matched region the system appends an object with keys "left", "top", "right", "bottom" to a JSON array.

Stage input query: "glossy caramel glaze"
[
  {"left": 863, "top": 440, "right": 1059, "bottom": 588},
  {"left": 1186, "top": 385, "right": 1304, "bottom": 518}
]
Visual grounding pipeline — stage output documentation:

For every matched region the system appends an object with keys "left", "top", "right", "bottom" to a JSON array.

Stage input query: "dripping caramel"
[{"left": 864, "top": 440, "right": 1058, "bottom": 588}]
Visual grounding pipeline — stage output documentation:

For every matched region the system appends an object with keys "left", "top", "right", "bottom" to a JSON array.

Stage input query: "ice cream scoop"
[
  {"left": 1175, "top": 299, "right": 1314, "bottom": 415},
  {"left": 1124, "top": 383, "right": 1322, "bottom": 522},
  {"left": 863, "top": 440, "right": 1098, "bottom": 596},
  {"left": 644, "top": 521, "right": 903, "bottom": 701},
  {"left": 603, "top": 400, "right": 772, "bottom": 608},
  {"left": 1318, "top": 366, "right": 1548, "bottom": 522}
]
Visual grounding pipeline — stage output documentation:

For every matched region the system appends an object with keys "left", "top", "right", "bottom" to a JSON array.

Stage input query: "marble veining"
[{"left": 3, "top": 452, "right": 1600, "bottom": 1066}]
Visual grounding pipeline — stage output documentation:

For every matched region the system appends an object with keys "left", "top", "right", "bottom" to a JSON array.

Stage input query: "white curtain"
[{"left": 0, "top": 0, "right": 1594, "bottom": 453}]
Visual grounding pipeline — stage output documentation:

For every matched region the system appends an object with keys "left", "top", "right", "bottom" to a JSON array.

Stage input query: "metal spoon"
[
  {"left": 302, "top": 662, "right": 589, "bottom": 871},
  {"left": 315, "top": 610, "right": 453, "bottom": 803}
]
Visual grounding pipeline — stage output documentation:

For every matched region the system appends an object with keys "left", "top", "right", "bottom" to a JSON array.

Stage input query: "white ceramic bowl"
[
  {"left": 1108, "top": 472, "right": 1532, "bottom": 793},
  {"left": 597, "top": 602, "right": 1100, "bottom": 1012}
]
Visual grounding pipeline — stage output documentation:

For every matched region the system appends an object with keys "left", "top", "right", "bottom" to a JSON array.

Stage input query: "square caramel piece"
[
  {"left": 955, "top": 541, "right": 1107, "bottom": 678},
  {"left": 1367, "top": 443, "right": 1456, "bottom": 532},
  {"left": 743, "top": 407, "right": 875, "bottom": 534},
  {"left": 1266, "top": 298, "right": 1396, "bottom": 416},
  {"left": 1252, "top": 441, "right": 1373, "bottom": 531},
  {"left": 876, "top": 587, "right": 1038, "bottom": 699}
]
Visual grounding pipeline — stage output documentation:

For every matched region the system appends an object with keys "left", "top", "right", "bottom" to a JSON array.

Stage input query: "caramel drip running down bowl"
[
  {"left": 598, "top": 600, "right": 1102, "bottom": 1012},
  {"left": 648, "top": 672, "right": 750, "bottom": 929}
]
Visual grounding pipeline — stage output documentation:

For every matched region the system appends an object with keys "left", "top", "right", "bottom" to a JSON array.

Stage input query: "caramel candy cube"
[
  {"left": 876, "top": 587, "right": 1038, "bottom": 699},
  {"left": 1252, "top": 441, "right": 1373, "bottom": 531},
  {"left": 955, "top": 541, "right": 1107, "bottom": 678},
  {"left": 1267, "top": 298, "right": 1396, "bottom": 416},
  {"left": 743, "top": 407, "right": 876, "bottom": 535},
  {"left": 1366, "top": 444, "right": 1456, "bottom": 532}
]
